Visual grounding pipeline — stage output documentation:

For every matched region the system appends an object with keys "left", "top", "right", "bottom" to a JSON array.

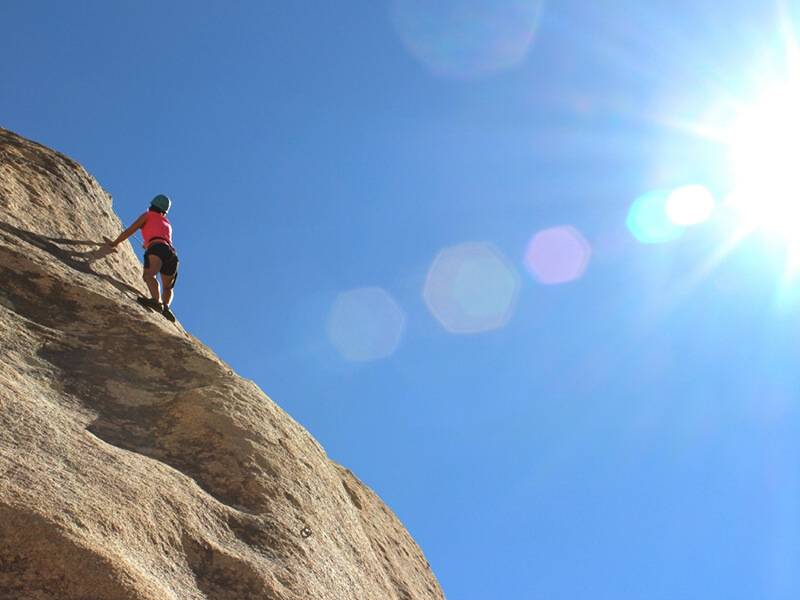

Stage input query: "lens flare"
[
  {"left": 524, "top": 226, "right": 592, "bottom": 285},
  {"left": 726, "top": 84, "right": 800, "bottom": 239},
  {"left": 326, "top": 287, "right": 406, "bottom": 362},
  {"left": 391, "top": 0, "right": 543, "bottom": 79},
  {"left": 424, "top": 242, "right": 520, "bottom": 333},
  {"left": 666, "top": 184, "right": 716, "bottom": 226},
  {"left": 627, "top": 190, "right": 685, "bottom": 244}
]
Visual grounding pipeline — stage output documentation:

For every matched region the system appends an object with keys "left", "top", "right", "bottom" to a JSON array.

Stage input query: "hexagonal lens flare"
[
  {"left": 326, "top": 287, "right": 406, "bottom": 362},
  {"left": 524, "top": 226, "right": 592, "bottom": 285},
  {"left": 391, "top": 0, "right": 543, "bottom": 79},
  {"left": 627, "top": 189, "right": 685, "bottom": 244},
  {"left": 423, "top": 242, "right": 520, "bottom": 333}
]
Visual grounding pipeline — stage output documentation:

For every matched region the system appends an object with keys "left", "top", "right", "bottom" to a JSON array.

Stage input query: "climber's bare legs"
[
  {"left": 143, "top": 255, "right": 162, "bottom": 303},
  {"left": 161, "top": 273, "right": 176, "bottom": 307}
]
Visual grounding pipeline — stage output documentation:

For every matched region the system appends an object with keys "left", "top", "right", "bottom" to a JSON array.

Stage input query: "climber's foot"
[{"left": 137, "top": 296, "right": 163, "bottom": 312}]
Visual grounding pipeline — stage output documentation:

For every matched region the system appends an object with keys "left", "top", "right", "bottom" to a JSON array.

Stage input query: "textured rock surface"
[{"left": 0, "top": 127, "right": 445, "bottom": 600}]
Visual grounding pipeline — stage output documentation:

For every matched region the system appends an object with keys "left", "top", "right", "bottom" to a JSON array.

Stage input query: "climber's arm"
[{"left": 107, "top": 213, "right": 148, "bottom": 248}]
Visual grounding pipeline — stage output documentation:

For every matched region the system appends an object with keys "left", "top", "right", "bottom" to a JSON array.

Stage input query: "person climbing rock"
[{"left": 106, "top": 194, "right": 180, "bottom": 322}]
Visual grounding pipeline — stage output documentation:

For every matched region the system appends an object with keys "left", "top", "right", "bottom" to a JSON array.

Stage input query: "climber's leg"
[
  {"left": 160, "top": 272, "right": 176, "bottom": 307},
  {"left": 143, "top": 254, "right": 162, "bottom": 302}
]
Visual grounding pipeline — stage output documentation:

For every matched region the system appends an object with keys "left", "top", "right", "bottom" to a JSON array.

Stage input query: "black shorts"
[{"left": 144, "top": 243, "right": 179, "bottom": 280}]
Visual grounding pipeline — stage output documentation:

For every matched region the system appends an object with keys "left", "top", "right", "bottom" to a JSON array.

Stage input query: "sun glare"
[{"left": 726, "top": 84, "right": 800, "bottom": 240}]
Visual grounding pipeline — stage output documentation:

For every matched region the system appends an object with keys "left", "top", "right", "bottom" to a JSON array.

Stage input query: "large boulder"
[{"left": 0, "top": 127, "right": 444, "bottom": 600}]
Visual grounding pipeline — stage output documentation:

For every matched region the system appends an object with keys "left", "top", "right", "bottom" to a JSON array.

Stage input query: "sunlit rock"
[{"left": 0, "top": 127, "right": 444, "bottom": 600}]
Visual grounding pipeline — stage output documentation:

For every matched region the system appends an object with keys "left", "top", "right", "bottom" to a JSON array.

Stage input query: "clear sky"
[{"left": 4, "top": 1, "right": 800, "bottom": 598}]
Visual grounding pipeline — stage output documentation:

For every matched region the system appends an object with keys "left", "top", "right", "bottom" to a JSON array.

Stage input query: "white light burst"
[{"left": 726, "top": 83, "right": 800, "bottom": 239}]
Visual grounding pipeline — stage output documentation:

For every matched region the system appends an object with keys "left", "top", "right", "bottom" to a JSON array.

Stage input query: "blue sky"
[{"left": 4, "top": 1, "right": 800, "bottom": 598}]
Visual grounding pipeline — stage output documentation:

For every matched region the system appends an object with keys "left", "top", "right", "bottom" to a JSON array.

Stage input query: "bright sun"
[{"left": 726, "top": 83, "right": 800, "bottom": 240}]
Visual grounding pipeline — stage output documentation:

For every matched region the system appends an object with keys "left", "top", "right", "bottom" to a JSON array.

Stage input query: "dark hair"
[{"left": 148, "top": 206, "right": 166, "bottom": 214}]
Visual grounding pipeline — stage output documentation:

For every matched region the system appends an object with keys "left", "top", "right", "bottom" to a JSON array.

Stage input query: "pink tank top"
[{"left": 141, "top": 211, "right": 172, "bottom": 246}]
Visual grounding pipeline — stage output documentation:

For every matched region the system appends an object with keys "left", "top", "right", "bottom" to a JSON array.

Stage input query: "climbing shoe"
[
  {"left": 136, "top": 296, "right": 163, "bottom": 312},
  {"left": 162, "top": 306, "right": 176, "bottom": 322}
]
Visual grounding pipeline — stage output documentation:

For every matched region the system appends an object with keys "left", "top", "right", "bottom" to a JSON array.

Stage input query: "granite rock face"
[{"left": 0, "top": 127, "right": 444, "bottom": 600}]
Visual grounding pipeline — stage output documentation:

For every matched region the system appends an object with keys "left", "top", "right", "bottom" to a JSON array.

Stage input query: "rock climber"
[{"left": 106, "top": 194, "right": 179, "bottom": 322}]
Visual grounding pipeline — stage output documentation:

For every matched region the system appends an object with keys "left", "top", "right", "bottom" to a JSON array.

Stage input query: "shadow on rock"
[{"left": 0, "top": 220, "right": 141, "bottom": 298}]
